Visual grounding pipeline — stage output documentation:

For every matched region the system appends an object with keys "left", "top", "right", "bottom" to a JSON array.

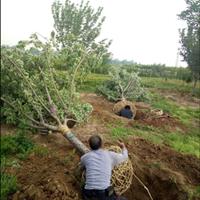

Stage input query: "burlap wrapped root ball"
[
  {"left": 109, "top": 146, "right": 133, "bottom": 195},
  {"left": 113, "top": 100, "right": 137, "bottom": 119}
]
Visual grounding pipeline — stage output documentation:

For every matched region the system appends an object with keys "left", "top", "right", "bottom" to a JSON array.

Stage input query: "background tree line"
[{"left": 93, "top": 59, "right": 193, "bottom": 83}]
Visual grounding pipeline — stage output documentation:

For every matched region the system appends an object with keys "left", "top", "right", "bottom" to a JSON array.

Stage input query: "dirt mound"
[
  {"left": 13, "top": 178, "right": 79, "bottom": 200},
  {"left": 128, "top": 138, "right": 200, "bottom": 185},
  {"left": 125, "top": 138, "right": 200, "bottom": 200},
  {"left": 125, "top": 166, "right": 189, "bottom": 200},
  {"left": 135, "top": 114, "right": 186, "bottom": 131},
  {"left": 9, "top": 135, "right": 200, "bottom": 200},
  {"left": 11, "top": 145, "right": 81, "bottom": 200}
]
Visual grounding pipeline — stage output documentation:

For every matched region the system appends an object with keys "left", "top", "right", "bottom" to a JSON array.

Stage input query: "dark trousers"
[{"left": 82, "top": 188, "right": 127, "bottom": 200}]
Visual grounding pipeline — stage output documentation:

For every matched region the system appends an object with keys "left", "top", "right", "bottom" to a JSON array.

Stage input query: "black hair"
[
  {"left": 89, "top": 135, "right": 102, "bottom": 150},
  {"left": 125, "top": 105, "right": 131, "bottom": 109}
]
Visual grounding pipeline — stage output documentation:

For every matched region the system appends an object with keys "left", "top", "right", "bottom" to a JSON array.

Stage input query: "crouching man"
[{"left": 81, "top": 135, "right": 128, "bottom": 200}]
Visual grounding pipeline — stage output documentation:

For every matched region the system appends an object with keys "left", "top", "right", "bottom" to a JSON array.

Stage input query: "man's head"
[
  {"left": 89, "top": 135, "right": 102, "bottom": 150},
  {"left": 125, "top": 105, "right": 131, "bottom": 110}
]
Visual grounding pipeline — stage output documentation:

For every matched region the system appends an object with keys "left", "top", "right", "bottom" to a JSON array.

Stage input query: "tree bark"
[{"left": 63, "top": 131, "right": 89, "bottom": 155}]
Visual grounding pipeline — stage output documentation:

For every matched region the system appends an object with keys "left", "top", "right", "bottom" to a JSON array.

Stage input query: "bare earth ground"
[{"left": 2, "top": 93, "right": 200, "bottom": 200}]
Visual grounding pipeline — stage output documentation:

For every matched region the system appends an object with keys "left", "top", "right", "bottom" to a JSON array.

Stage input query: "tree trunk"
[
  {"left": 193, "top": 78, "right": 197, "bottom": 89},
  {"left": 63, "top": 131, "right": 89, "bottom": 155},
  {"left": 192, "top": 73, "right": 197, "bottom": 95}
]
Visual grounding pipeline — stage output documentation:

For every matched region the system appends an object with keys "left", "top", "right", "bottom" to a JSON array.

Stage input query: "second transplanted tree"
[{"left": 98, "top": 67, "right": 150, "bottom": 102}]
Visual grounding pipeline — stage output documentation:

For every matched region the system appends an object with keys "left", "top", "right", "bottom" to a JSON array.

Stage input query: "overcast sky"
[{"left": 2, "top": 0, "right": 187, "bottom": 67}]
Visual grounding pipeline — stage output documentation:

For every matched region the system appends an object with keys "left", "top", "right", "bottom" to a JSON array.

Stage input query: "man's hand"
[{"left": 117, "top": 141, "right": 126, "bottom": 149}]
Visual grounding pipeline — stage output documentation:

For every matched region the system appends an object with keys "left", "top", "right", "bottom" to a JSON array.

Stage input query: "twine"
[
  {"left": 108, "top": 146, "right": 133, "bottom": 195},
  {"left": 109, "top": 146, "right": 153, "bottom": 199},
  {"left": 58, "top": 125, "right": 70, "bottom": 134}
]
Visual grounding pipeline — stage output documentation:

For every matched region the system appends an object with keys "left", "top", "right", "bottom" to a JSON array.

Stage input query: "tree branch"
[
  {"left": 49, "top": 67, "right": 72, "bottom": 117},
  {"left": 1, "top": 97, "right": 59, "bottom": 132},
  {"left": 118, "top": 82, "right": 125, "bottom": 101},
  {"left": 3, "top": 55, "right": 53, "bottom": 114},
  {"left": 70, "top": 55, "right": 86, "bottom": 98},
  {"left": 124, "top": 77, "right": 134, "bottom": 94},
  {"left": 1, "top": 97, "right": 40, "bottom": 125},
  {"left": 45, "top": 86, "right": 61, "bottom": 125}
]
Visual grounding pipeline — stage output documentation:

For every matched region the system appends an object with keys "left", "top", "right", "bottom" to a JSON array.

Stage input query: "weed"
[
  {"left": 1, "top": 130, "right": 34, "bottom": 157},
  {"left": 109, "top": 126, "right": 132, "bottom": 139},
  {"left": 146, "top": 162, "right": 161, "bottom": 169},
  {"left": 61, "top": 149, "right": 76, "bottom": 165},
  {"left": 165, "top": 133, "right": 200, "bottom": 158},
  {"left": 1, "top": 173, "right": 17, "bottom": 200},
  {"left": 194, "top": 186, "right": 200, "bottom": 197},
  {"left": 0, "top": 131, "right": 35, "bottom": 199},
  {"left": 132, "top": 123, "right": 158, "bottom": 132},
  {"left": 1, "top": 157, "right": 20, "bottom": 172},
  {"left": 32, "top": 145, "right": 49, "bottom": 157},
  {"left": 187, "top": 185, "right": 200, "bottom": 200}
]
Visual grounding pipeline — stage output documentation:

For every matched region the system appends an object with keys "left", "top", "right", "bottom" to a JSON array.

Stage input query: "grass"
[
  {"left": 78, "top": 73, "right": 109, "bottom": 92},
  {"left": 32, "top": 145, "right": 49, "bottom": 157},
  {"left": 187, "top": 185, "right": 200, "bottom": 200},
  {"left": 0, "top": 130, "right": 52, "bottom": 199},
  {"left": 165, "top": 132, "right": 200, "bottom": 158},
  {"left": 108, "top": 124, "right": 200, "bottom": 158},
  {"left": 0, "top": 131, "right": 35, "bottom": 199},
  {"left": 151, "top": 93, "right": 200, "bottom": 123},
  {"left": 1, "top": 173, "right": 17, "bottom": 200},
  {"left": 1, "top": 131, "right": 34, "bottom": 157},
  {"left": 142, "top": 77, "right": 200, "bottom": 97}
]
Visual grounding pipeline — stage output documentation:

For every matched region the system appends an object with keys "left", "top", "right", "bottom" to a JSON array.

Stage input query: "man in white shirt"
[{"left": 81, "top": 135, "right": 128, "bottom": 200}]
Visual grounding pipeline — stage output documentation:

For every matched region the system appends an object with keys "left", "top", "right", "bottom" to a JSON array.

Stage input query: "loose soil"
[{"left": 2, "top": 93, "right": 200, "bottom": 200}]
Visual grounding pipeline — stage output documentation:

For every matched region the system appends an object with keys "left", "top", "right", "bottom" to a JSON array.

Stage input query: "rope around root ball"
[{"left": 108, "top": 146, "right": 133, "bottom": 195}]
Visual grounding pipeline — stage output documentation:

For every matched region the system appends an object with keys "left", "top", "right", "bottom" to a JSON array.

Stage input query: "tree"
[
  {"left": 98, "top": 67, "right": 150, "bottom": 102},
  {"left": 51, "top": 0, "right": 111, "bottom": 75},
  {"left": 1, "top": 35, "right": 93, "bottom": 154},
  {"left": 178, "top": 0, "right": 200, "bottom": 89}
]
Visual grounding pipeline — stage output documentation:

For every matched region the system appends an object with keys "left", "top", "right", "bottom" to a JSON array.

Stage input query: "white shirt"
[{"left": 81, "top": 148, "right": 128, "bottom": 190}]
